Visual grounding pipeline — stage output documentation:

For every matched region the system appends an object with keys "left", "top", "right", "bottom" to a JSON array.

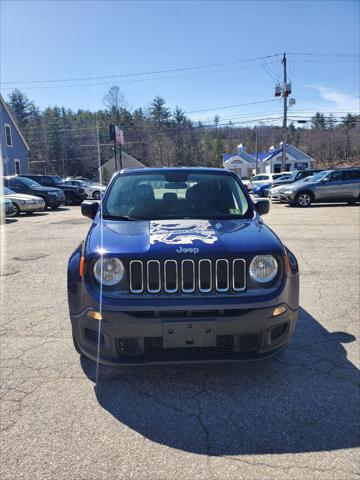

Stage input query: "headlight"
[
  {"left": 93, "top": 257, "right": 125, "bottom": 286},
  {"left": 24, "top": 199, "right": 35, "bottom": 204},
  {"left": 284, "top": 189, "right": 294, "bottom": 194},
  {"left": 249, "top": 255, "right": 278, "bottom": 283}
]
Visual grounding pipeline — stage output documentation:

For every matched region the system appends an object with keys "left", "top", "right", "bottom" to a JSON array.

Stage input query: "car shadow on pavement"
[
  {"left": 81, "top": 308, "right": 360, "bottom": 455},
  {"left": 285, "top": 203, "right": 358, "bottom": 208}
]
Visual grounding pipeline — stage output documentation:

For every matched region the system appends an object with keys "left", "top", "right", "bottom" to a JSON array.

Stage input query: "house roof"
[
  {"left": 99, "top": 151, "right": 145, "bottom": 172},
  {"left": 223, "top": 150, "right": 256, "bottom": 165},
  {"left": 249, "top": 144, "right": 313, "bottom": 162},
  {"left": 0, "top": 94, "right": 30, "bottom": 150}
]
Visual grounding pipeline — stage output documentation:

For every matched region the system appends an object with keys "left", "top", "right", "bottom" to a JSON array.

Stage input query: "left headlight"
[
  {"left": 93, "top": 257, "right": 125, "bottom": 286},
  {"left": 249, "top": 255, "right": 278, "bottom": 283}
]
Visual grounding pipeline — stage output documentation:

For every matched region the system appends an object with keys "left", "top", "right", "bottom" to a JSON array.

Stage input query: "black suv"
[
  {"left": 3, "top": 176, "right": 65, "bottom": 209},
  {"left": 23, "top": 175, "right": 86, "bottom": 205},
  {"left": 271, "top": 169, "right": 324, "bottom": 188}
]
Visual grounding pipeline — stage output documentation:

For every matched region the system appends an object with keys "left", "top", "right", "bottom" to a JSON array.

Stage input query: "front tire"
[
  {"left": 13, "top": 203, "right": 21, "bottom": 216},
  {"left": 92, "top": 191, "right": 100, "bottom": 200},
  {"left": 295, "top": 192, "right": 312, "bottom": 207}
]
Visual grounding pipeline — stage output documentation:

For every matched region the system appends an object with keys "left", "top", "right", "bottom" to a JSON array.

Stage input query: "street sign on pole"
[
  {"left": 115, "top": 127, "right": 124, "bottom": 145},
  {"left": 109, "top": 125, "right": 124, "bottom": 170}
]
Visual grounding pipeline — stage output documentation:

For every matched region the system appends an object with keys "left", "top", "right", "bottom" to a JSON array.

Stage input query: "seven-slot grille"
[{"left": 129, "top": 258, "right": 246, "bottom": 294}]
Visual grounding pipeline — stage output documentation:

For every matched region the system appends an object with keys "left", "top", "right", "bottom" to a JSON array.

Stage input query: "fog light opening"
[
  {"left": 87, "top": 310, "right": 103, "bottom": 321},
  {"left": 270, "top": 323, "right": 289, "bottom": 342},
  {"left": 272, "top": 305, "right": 287, "bottom": 317}
]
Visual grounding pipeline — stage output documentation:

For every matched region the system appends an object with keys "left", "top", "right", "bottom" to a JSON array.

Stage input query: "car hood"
[
  {"left": 86, "top": 218, "right": 284, "bottom": 259},
  {"left": 5, "top": 193, "right": 44, "bottom": 201},
  {"left": 31, "top": 186, "right": 62, "bottom": 193},
  {"left": 58, "top": 184, "right": 83, "bottom": 191}
]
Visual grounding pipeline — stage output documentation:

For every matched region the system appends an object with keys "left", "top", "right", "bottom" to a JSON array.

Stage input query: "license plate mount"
[{"left": 163, "top": 321, "right": 216, "bottom": 349}]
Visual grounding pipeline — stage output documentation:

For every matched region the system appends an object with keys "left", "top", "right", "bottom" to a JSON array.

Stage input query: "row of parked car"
[
  {"left": 1, "top": 174, "right": 105, "bottom": 219},
  {"left": 248, "top": 167, "right": 360, "bottom": 207}
]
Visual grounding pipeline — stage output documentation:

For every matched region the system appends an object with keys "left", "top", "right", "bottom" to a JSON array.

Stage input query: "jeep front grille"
[{"left": 129, "top": 258, "right": 246, "bottom": 294}]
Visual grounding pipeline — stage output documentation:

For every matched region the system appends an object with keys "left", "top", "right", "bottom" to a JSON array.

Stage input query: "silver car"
[
  {"left": 3, "top": 187, "right": 45, "bottom": 215},
  {"left": 279, "top": 168, "right": 360, "bottom": 207}
]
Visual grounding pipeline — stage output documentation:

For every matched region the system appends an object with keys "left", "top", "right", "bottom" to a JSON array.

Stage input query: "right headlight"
[
  {"left": 93, "top": 257, "right": 125, "bottom": 286},
  {"left": 249, "top": 255, "right": 278, "bottom": 283}
]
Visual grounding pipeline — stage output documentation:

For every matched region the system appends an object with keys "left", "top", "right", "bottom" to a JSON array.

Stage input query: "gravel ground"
[{"left": 1, "top": 202, "right": 359, "bottom": 480}]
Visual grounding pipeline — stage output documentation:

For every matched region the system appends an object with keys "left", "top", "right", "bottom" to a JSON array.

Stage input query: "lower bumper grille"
[
  {"left": 144, "top": 335, "right": 235, "bottom": 355},
  {"left": 114, "top": 333, "right": 261, "bottom": 358}
]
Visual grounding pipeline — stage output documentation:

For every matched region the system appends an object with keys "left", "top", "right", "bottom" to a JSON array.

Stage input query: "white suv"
[{"left": 243, "top": 173, "right": 292, "bottom": 191}]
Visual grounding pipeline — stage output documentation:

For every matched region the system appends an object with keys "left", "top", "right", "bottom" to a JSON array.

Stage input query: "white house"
[
  {"left": 255, "top": 144, "right": 314, "bottom": 174},
  {"left": 223, "top": 144, "right": 256, "bottom": 178},
  {"left": 224, "top": 143, "right": 315, "bottom": 177}
]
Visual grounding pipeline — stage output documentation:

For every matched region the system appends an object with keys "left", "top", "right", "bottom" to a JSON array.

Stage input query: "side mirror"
[
  {"left": 254, "top": 198, "right": 270, "bottom": 216},
  {"left": 81, "top": 200, "right": 99, "bottom": 219}
]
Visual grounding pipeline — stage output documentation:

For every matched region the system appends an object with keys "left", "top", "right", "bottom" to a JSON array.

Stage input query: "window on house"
[
  {"left": 14, "top": 159, "right": 21, "bottom": 175},
  {"left": 4, "top": 124, "right": 13, "bottom": 146}
]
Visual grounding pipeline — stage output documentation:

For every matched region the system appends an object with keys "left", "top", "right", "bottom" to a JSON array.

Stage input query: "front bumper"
[
  {"left": 279, "top": 193, "right": 296, "bottom": 203},
  {"left": 48, "top": 195, "right": 65, "bottom": 207},
  {"left": 19, "top": 202, "right": 45, "bottom": 213},
  {"left": 71, "top": 303, "right": 298, "bottom": 365}
]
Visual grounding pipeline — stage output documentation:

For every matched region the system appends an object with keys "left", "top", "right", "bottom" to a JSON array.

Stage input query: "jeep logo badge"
[{"left": 176, "top": 247, "right": 199, "bottom": 254}]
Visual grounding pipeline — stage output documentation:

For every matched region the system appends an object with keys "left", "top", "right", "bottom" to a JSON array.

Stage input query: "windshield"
[
  {"left": 276, "top": 174, "right": 295, "bottom": 181},
  {"left": 51, "top": 176, "right": 62, "bottom": 185},
  {"left": 4, "top": 187, "right": 15, "bottom": 194},
  {"left": 308, "top": 171, "right": 331, "bottom": 182},
  {"left": 18, "top": 177, "right": 41, "bottom": 188},
  {"left": 103, "top": 172, "right": 251, "bottom": 220}
]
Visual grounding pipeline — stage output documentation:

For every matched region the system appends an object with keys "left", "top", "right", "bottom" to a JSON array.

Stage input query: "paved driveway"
[{"left": 1, "top": 203, "right": 359, "bottom": 479}]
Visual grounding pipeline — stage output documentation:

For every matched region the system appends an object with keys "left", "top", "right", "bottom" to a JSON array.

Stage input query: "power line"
[
  {"left": 0, "top": 62, "right": 278, "bottom": 91},
  {"left": 287, "top": 52, "right": 360, "bottom": 57},
  {"left": 0, "top": 54, "right": 280, "bottom": 86}
]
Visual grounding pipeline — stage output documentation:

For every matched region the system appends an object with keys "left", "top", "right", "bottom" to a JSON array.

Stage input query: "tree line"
[{"left": 6, "top": 87, "right": 360, "bottom": 182}]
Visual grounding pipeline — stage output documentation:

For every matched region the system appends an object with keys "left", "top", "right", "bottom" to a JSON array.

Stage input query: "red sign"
[{"left": 115, "top": 127, "right": 124, "bottom": 145}]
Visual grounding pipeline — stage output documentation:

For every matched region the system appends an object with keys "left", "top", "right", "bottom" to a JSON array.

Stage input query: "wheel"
[
  {"left": 13, "top": 203, "right": 21, "bottom": 216},
  {"left": 295, "top": 192, "right": 312, "bottom": 207},
  {"left": 72, "top": 331, "right": 81, "bottom": 354},
  {"left": 92, "top": 191, "right": 100, "bottom": 200}
]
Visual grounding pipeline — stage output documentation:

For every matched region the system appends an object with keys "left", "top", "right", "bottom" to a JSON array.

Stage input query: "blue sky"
[{"left": 1, "top": 0, "right": 359, "bottom": 125}]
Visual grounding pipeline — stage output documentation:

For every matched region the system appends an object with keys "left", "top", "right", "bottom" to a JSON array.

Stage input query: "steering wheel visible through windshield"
[{"left": 103, "top": 172, "right": 252, "bottom": 220}]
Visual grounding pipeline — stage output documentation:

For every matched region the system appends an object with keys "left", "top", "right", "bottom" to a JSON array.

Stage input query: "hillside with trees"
[{"left": 6, "top": 87, "right": 360, "bottom": 181}]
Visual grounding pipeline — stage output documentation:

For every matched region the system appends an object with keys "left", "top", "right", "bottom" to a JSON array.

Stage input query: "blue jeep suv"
[{"left": 68, "top": 168, "right": 299, "bottom": 364}]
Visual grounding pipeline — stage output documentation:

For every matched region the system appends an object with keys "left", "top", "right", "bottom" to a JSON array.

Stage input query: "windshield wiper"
[{"left": 102, "top": 214, "right": 139, "bottom": 221}]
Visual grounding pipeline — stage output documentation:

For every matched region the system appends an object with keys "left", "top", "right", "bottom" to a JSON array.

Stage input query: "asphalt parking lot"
[{"left": 1, "top": 202, "right": 359, "bottom": 480}]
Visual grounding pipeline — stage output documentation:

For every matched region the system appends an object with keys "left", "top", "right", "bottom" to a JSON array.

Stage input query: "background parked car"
[
  {"left": 3, "top": 176, "right": 65, "bottom": 210},
  {"left": 243, "top": 172, "right": 292, "bottom": 191},
  {"left": 271, "top": 169, "right": 324, "bottom": 189},
  {"left": 3, "top": 186, "right": 45, "bottom": 215},
  {"left": 279, "top": 168, "right": 360, "bottom": 207},
  {"left": 253, "top": 182, "right": 272, "bottom": 197},
  {"left": 62, "top": 179, "right": 105, "bottom": 200},
  {"left": 22, "top": 175, "right": 86, "bottom": 205},
  {"left": 0, "top": 197, "right": 16, "bottom": 222}
]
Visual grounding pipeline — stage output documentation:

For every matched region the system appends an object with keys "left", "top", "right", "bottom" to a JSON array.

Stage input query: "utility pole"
[
  {"left": 255, "top": 126, "right": 259, "bottom": 174},
  {"left": 281, "top": 53, "right": 288, "bottom": 172}
]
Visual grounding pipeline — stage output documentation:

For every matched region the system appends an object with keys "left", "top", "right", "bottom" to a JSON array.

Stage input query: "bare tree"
[{"left": 103, "top": 86, "right": 127, "bottom": 114}]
